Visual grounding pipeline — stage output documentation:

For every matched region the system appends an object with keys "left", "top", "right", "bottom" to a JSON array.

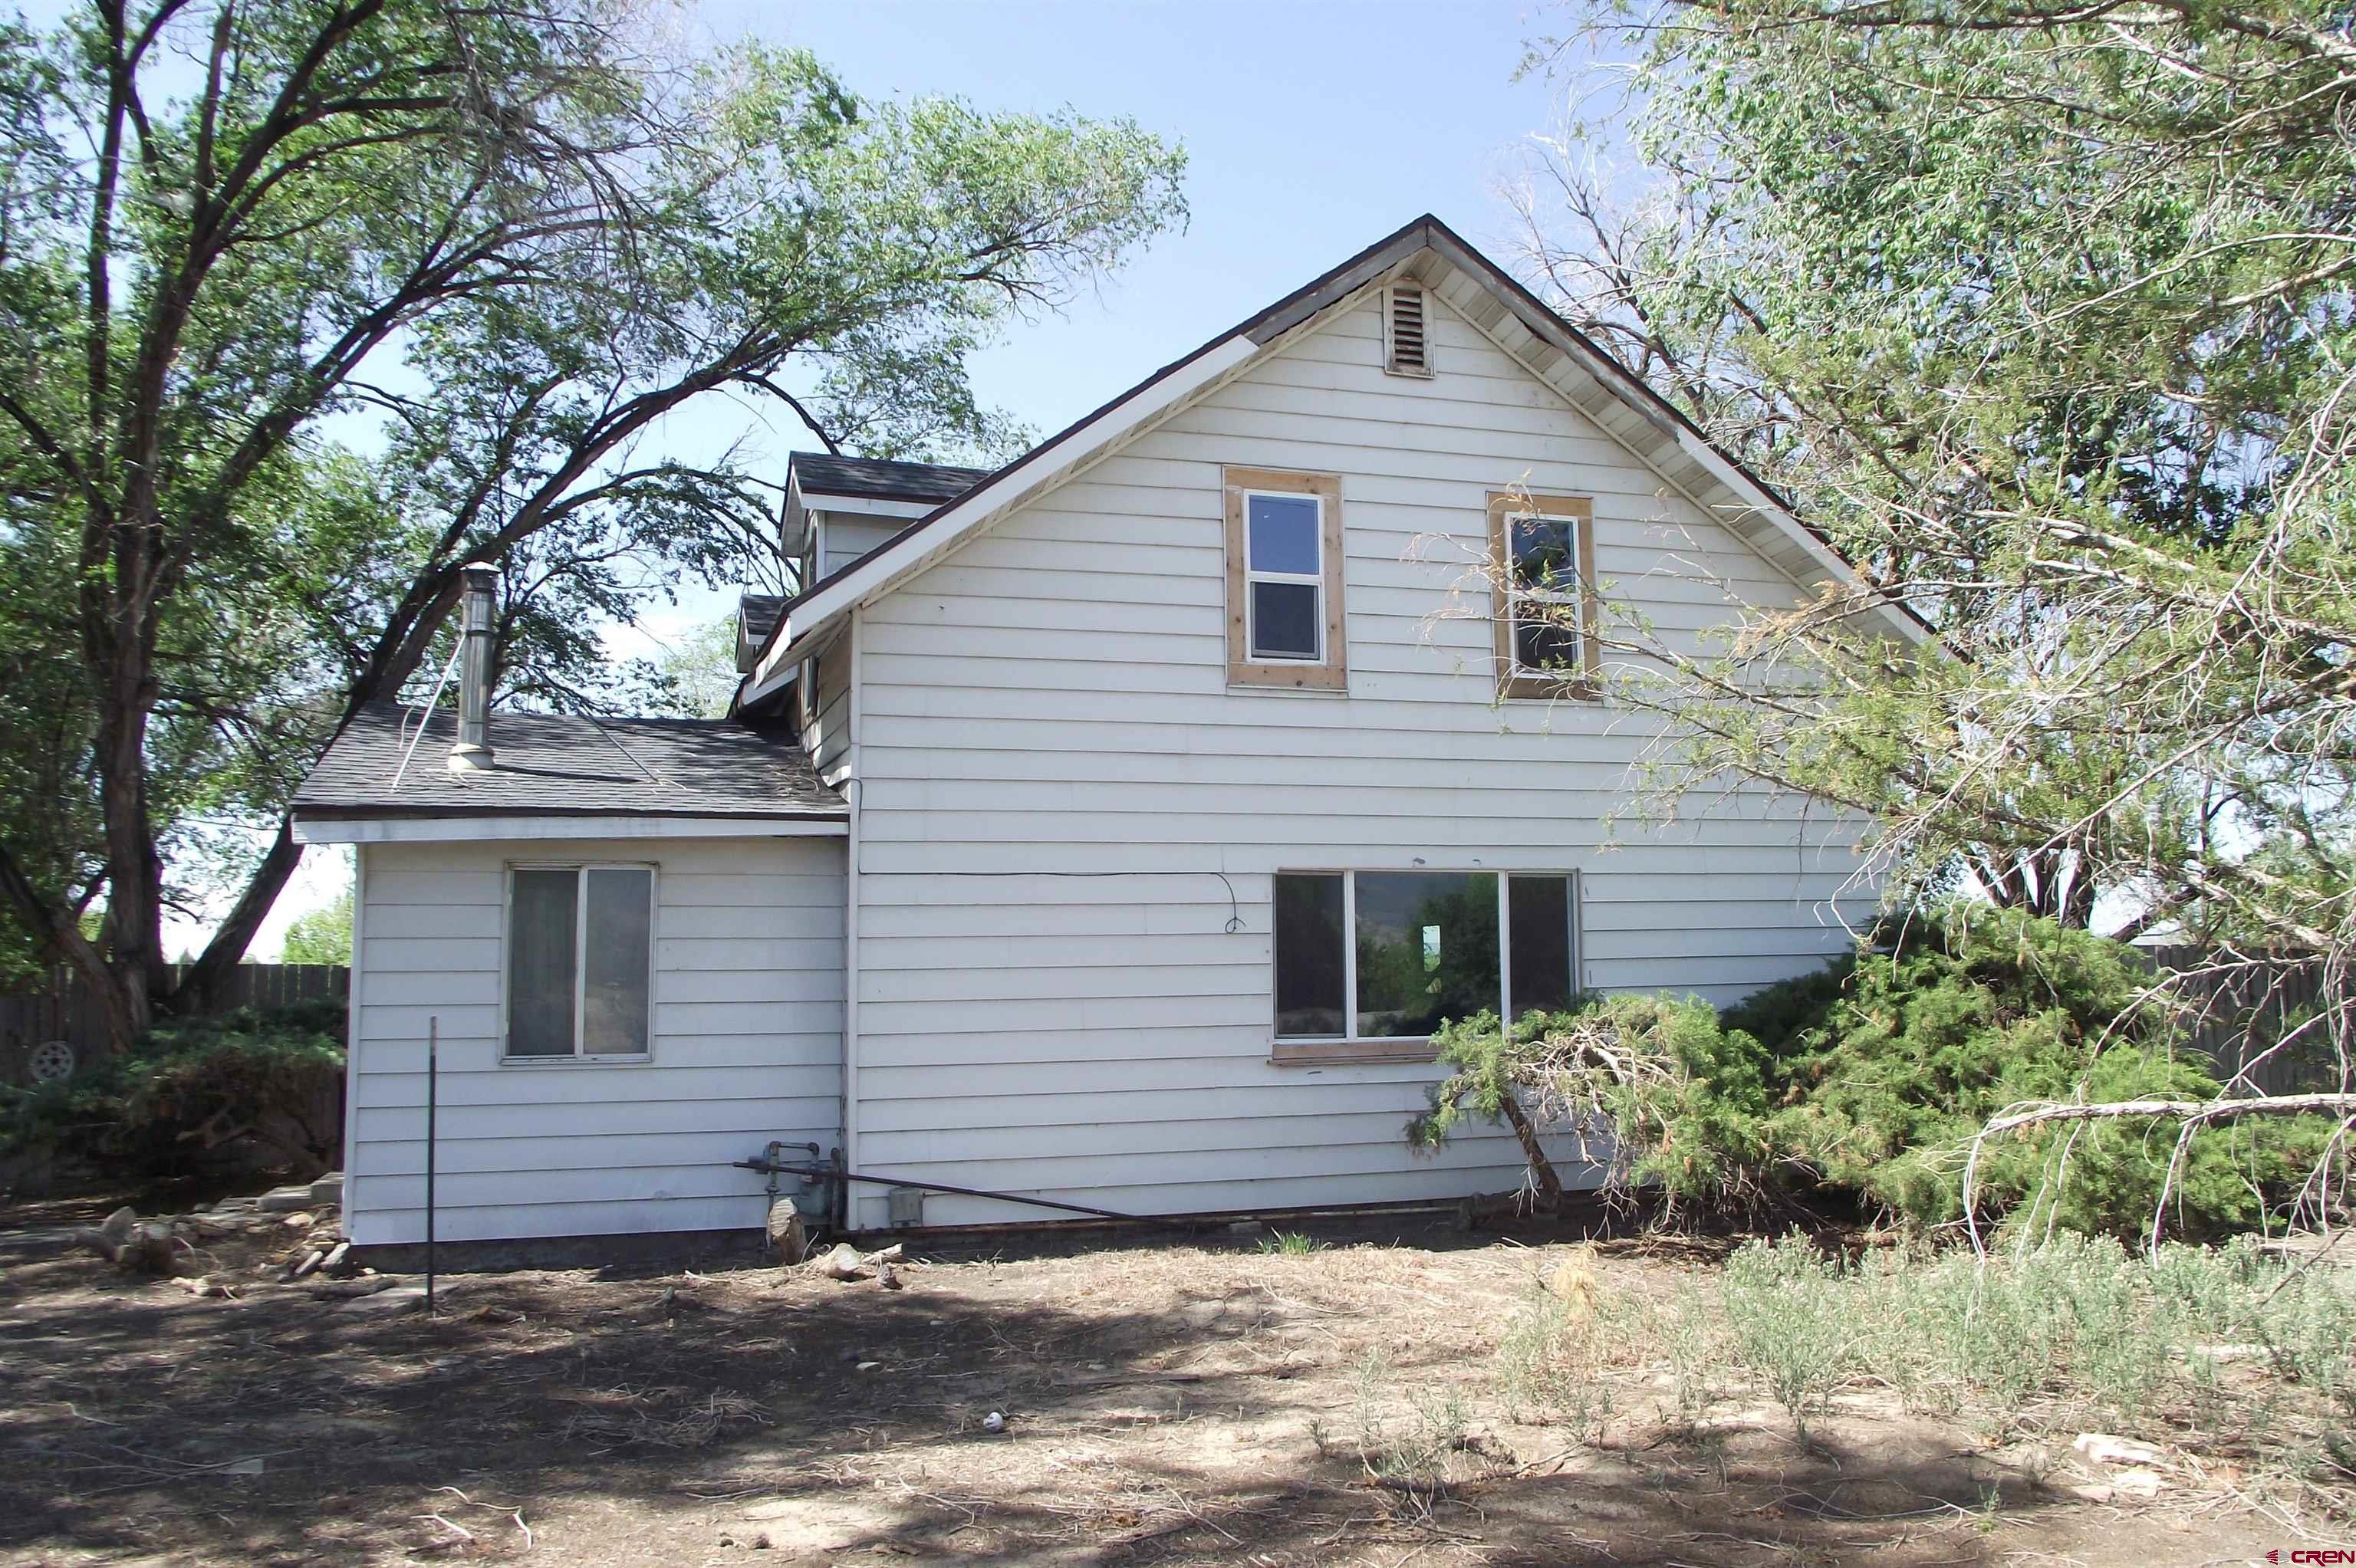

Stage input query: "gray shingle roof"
[
  {"left": 293, "top": 705, "right": 844, "bottom": 820},
  {"left": 790, "top": 452, "right": 987, "bottom": 505},
  {"left": 739, "top": 593, "right": 786, "bottom": 639},
  {"left": 736, "top": 593, "right": 788, "bottom": 674}
]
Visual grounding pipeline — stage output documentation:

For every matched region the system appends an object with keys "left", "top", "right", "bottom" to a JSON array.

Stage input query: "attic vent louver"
[{"left": 1384, "top": 281, "right": 1431, "bottom": 377}]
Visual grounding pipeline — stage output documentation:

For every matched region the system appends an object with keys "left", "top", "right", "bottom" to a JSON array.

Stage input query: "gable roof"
[
  {"left": 791, "top": 452, "right": 989, "bottom": 506},
  {"left": 739, "top": 215, "right": 1927, "bottom": 710},
  {"left": 294, "top": 703, "right": 844, "bottom": 822}
]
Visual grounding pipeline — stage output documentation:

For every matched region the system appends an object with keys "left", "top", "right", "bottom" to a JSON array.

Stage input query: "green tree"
[
  {"left": 279, "top": 889, "right": 352, "bottom": 967},
  {"left": 643, "top": 616, "right": 744, "bottom": 721},
  {"left": 0, "top": 2, "right": 1186, "bottom": 1050},
  {"left": 1415, "top": 912, "right": 2331, "bottom": 1240},
  {"left": 1515, "top": 0, "right": 2356, "bottom": 968}
]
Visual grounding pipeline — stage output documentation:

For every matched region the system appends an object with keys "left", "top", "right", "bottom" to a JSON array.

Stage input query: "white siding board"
[
  {"left": 354, "top": 1064, "right": 841, "bottom": 1111},
  {"left": 356, "top": 1128, "right": 821, "bottom": 1178},
  {"left": 844, "top": 288, "right": 1872, "bottom": 1228},
  {"left": 356, "top": 1094, "right": 840, "bottom": 1143},
  {"left": 659, "top": 904, "right": 844, "bottom": 941},
  {"left": 866, "top": 1080, "right": 1472, "bottom": 1130},
  {"left": 350, "top": 1195, "right": 763, "bottom": 1246},
  {"left": 344, "top": 835, "right": 844, "bottom": 1243},
  {"left": 821, "top": 514, "right": 906, "bottom": 577},
  {"left": 361, "top": 903, "right": 504, "bottom": 941},
  {"left": 851, "top": 1139, "right": 1538, "bottom": 1197},
  {"left": 803, "top": 629, "right": 853, "bottom": 787},
  {"left": 856, "top": 778, "right": 1843, "bottom": 824},
  {"left": 907, "top": 1165, "right": 1598, "bottom": 1231},
  {"left": 356, "top": 1164, "right": 782, "bottom": 1211}
]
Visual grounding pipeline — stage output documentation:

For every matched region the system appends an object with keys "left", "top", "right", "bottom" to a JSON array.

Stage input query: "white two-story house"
[{"left": 293, "top": 215, "right": 1925, "bottom": 1247}]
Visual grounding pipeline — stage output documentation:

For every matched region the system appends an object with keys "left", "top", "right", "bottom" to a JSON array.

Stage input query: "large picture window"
[
  {"left": 1223, "top": 465, "right": 1347, "bottom": 690},
  {"left": 1488, "top": 490, "right": 1599, "bottom": 699},
  {"left": 1270, "top": 869, "right": 1581, "bottom": 1060},
  {"left": 505, "top": 863, "right": 655, "bottom": 1060}
]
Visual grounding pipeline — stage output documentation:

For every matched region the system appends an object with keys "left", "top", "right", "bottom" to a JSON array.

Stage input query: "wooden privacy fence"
[
  {"left": 2141, "top": 945, "right": 2348, "bottom": 1097},
  {"left": 0, "top": 964, "right": 348, "bottom": 1085}
]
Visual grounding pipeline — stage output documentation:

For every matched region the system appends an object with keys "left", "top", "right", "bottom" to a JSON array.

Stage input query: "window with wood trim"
[
  {"left": 1383, "top": 281, "right": 1432, "bottom": 376},
  {"left": 504, "top": 863, "right": 656, "bottom": 1060},
  {"left": 1489, "top": 490, "right": 1600, "bottom": 699},
  {"left": 1222, "top": 466, "right": 1347, "bottom": 690},
  {"left": 1271, "top": 869, "right": 1582, "bottom": 1062}
]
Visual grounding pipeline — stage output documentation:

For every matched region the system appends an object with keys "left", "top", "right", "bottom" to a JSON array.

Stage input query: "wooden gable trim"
[
  {"left": 1488, "top": 490, "right": 1601, "bottom": 703},
  {"left": 1222, "top": 465, "right": 1348, "bottom": 692}
]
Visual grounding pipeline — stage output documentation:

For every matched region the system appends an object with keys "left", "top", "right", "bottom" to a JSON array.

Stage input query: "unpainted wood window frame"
[
  {"left": 1223, "top": 466, "right": 1347, "bottom": 692},
  {"left": 1489, "top": 490, "right": 1601, "bottom": 702},
  {"left": 1269, "top": 868, "right": 1584, "bottom": 1064},
  {"left": 499, "top": 860, "right": 659, "bottom": 1064}
]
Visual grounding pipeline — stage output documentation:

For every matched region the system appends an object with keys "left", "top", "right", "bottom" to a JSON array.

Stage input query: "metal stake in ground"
[{"left": 426, "top": 1014, "right": 437, "bottom": 1315}]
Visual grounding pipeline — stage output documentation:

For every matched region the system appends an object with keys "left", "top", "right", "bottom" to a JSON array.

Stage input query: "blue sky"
[{"left": 712, "top": 0, "right": 1563, "bottom": 444}]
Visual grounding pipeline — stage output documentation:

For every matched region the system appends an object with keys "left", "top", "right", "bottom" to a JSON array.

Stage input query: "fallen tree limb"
[{"left": 1963, "top": 1093, "right": 2356, "bottom": 1257}]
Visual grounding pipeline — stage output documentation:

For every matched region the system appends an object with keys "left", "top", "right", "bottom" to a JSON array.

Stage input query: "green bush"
[
  {"left": 1413, "top": 994, "right": 1777, "bottom": 1220},
  {"left": 1410, "top": 906, "right": 2331, "bottom": 1241},
  {"left": 1762, "top": 907, "right": 2327, "bottom": 1238},
  {"left": 2, "top": 1001, "right": 345, "bottom": 1185}
]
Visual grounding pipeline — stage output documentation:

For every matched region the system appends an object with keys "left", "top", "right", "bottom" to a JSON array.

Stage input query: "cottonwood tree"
[
  {"left": 1499, "top": 0, "right": 2356, "bottom": 1196},
  {"left": 278, "top": 888, "right": 351, "bottom": 967},
  {"left": 1511, "top": 0, "right": 2354, "bottom": 947},
  {"left": 0, "top": 0, "right": 1186, "bottom": 1050}
]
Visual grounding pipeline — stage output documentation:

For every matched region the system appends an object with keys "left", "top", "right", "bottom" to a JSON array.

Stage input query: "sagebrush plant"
[
  {"left": 1492, "top": 1283, "right": 1626, "bottom": 1441},
  {"left": 1663, "top": 1286, "right": 1724, "bottom": 1431},
  {"left": 1351, "top": 1349, "right": 1472, "bottom": 1493},
  {"left": 1707, "top": 1233, "right": 2356, "bottom": 1455},
  {"left": 1358, "top": 1238, "right": 2354, "bottom": 1511},
  {"left": 1719, "top": 1235, "right": 1860, "bottom": 1439},
  {"left": 1411, "top": 906, "right": 2334, "bottom": 1240}
]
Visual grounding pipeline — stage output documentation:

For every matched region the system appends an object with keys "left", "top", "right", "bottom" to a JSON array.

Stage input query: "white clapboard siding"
[
  {"left": 346, "top": 835, "right": 845, "bottom": 1244},
  {"left": 820, "top": 513, "right": 907, "bottom": 577},
  {"left": 845, "top": 288, "right": 1874, "bottom": 1228},
  {"left": 809, "top": 630, "right": 854, "bottom": 786}
]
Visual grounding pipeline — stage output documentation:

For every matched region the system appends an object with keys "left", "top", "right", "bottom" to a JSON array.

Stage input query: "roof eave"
[{"left": 292, "top": 807, "right": 850, "bottom": 846}]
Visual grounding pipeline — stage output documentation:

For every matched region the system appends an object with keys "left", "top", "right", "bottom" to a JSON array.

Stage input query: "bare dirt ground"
[{"left": 0, "top": 1198, "right": 2326, "bottom": 1567}]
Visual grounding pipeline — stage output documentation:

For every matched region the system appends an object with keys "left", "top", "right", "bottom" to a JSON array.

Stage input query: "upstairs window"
[
  {"left": 1489, "top": 490, "right": 1600, "bottom": 699},
  {"left": 505, "top": 864, "right": 655, "bottom": 1060},
  {"left": 1223, "top": 466, "right": 1346, "bottom": 690},
  {"left": 1271, "top": 869, "right": 1583, "bottom": 1060},
  {"left": 1248, "top": 493, "right": 1322, "bottom": 660}
]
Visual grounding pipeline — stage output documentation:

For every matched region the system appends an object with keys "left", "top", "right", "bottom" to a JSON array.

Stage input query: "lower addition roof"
[{"left": 291, "top": 703, "right": 845, "bottom": 838}]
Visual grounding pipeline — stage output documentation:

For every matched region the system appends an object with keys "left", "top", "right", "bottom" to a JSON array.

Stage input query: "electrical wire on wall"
[{"left": 916, "top": 869, "right": 1245, "bottom": 932}]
